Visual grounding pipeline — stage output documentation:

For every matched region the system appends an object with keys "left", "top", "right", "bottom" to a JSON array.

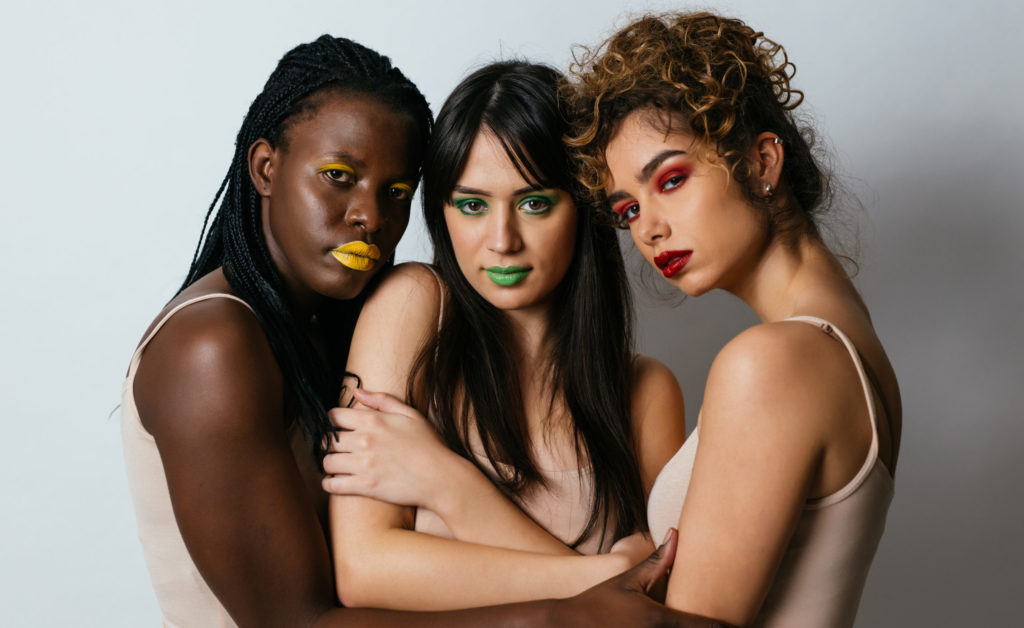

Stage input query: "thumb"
[
  {"left": 352, "top": 387, "right": 417, "bottom": 418},
  {"left": 622, "top": 528, "right": 678, "bottom": 594}
]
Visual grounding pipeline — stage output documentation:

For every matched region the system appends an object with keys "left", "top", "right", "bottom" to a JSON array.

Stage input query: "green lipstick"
[{"left": 485, "top": 266, "right": 531, "bottom": 286}]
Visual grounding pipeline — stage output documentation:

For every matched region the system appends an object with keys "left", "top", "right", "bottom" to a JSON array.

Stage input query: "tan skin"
[
  {"left": 131, "top": 90, "right": 724, "bottom": 627},
  {"left": 604, "top": 108, "right": 901, "bottom": 625}
]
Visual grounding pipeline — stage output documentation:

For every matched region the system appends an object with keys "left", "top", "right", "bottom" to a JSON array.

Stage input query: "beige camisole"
[
  {"left": 646, "top": 316, "right": 894, "bottom": 627},
  {"left": 121, "top": 294, "right": 251, "bottom": 628},
  {"left": 414, "top": 458, "right": 612, "bottom": 554}
]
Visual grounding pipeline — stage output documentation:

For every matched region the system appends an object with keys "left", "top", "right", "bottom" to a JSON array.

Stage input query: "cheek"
[{"left": 444, "top": 213, "right": 477, "bottom": 266}]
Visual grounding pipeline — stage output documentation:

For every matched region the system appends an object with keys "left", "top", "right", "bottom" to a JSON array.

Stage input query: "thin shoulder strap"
[
  {"left": 784, "top": 315, "right": 888, "bottom": 501},
  {"left": 128, "top": 293, "right": 253, "bottom": 375},
  {"left": 420, "top": 264, "right": 447, "bottom": 334}
]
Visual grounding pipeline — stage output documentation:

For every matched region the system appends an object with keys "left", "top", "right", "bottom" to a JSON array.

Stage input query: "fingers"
[
  {"left": 327, "top": 406, "right": 381, "bottom": 431},
  {"left": 322, "top": 451, "right": 360, "bottom": 475},
  {"left": 321, "top": 471, "right": 375, "bottom": 497},
  {"left": 619, "top": 528, "right": 678, "bottom": 593},
  {"left": 351, "top": 388, "right": 421, "bottom": 419}
]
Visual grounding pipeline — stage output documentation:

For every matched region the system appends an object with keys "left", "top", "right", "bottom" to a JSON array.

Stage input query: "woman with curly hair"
[{"left": 563, "top": 11, "right": 901, "bottom": 627}]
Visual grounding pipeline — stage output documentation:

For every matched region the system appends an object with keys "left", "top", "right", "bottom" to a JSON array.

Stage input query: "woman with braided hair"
[
  {"left": 122, "top": 35, "right": 705, "bottom": 628},
  {"left": 562, "top": 11, "right": 902, "bottom": 626}
]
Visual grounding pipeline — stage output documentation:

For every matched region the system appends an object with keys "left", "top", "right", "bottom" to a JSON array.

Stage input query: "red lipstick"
[{"left": 653, "top": 250, "right": 692, "bottom": 278}]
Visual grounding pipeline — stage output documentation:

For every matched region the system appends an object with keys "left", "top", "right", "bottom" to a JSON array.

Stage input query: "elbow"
[{"left": 333, "top": 546, "right": 387, "bottom": 609}]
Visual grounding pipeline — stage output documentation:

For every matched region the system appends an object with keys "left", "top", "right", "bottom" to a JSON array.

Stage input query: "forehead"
[
  {"left": 457, "top": 130, "right": 535, "bottom": 190},
  {"left": 283, "top": 92, "right": 420, "bottom": 173},
  {"left": 604, "top": 109, "right": 697, "bottom": 189}
]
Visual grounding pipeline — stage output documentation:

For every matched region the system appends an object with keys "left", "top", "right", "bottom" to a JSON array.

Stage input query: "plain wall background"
[{"left": 1, "top": 1, "right": 1020, "bottom": 625}]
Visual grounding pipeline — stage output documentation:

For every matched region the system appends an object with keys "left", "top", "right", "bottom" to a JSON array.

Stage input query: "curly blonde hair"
[{"left": 565, "top": 11, "right": 830, "bottom": 240}]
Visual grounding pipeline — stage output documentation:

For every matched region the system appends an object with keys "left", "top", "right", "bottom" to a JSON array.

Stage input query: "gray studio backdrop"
[{"left": 0, "top": 1, "right": 1020, "bottom": 625}]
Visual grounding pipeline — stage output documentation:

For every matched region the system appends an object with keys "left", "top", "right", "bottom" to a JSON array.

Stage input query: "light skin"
[
  {"left": 602, "top": 107, "right": 902, "bottom": 625},
  {"left": 326, "top": 128, "right": 687, "bottom": 610},
  {"left": 132, "top": 89, "right": 700, "bottom": 627}
]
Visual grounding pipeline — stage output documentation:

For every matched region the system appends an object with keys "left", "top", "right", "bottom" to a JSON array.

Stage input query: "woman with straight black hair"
[
  {"left": 122, "top": 36, "right": 700, "bottom": 628},
  {"left": 324, "top": 61, "right": 688, "bottom": 610}
]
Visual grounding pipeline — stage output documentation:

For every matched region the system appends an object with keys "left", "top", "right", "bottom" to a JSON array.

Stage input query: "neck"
[
  {"left": 726, "top": 233, "right": 848, "bottom": 322},
  {"left": 503, "top": 303, "right": 552, "bottom": 365}
]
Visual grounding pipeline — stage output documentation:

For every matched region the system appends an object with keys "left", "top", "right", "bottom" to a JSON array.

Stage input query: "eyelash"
[
  {"left": 518, "top": 194, "right": 556, "bottom": 215},
  {"left": 452, "top": 194, "right": 558, "bottom": 216},
  {"left": 657, "top": 168, "right": 689, "bottom": 192},
  {"left": 389, "top": 183, "right": 415, "bottom": 201},
  {"left": 453, "top": 198, "right": 488, "bottom": 215},
  {"left": 318, "top": 163, "right": 356, "bottom": 184},
  {"left": 612, "top": 201, "right": 640, "bottom": 227},
  {"left": 610, "top": 167, "right": 690, "bottom": 228}
]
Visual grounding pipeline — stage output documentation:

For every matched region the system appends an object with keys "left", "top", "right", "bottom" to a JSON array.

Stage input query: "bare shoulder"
[
  {"left": 703, "top": 321, "right": 854, "bottom": 440},
  {"left": 630, "top": 354, "right": 684, "bottom": 410},
  {"left": 348, "top": 262, "right": 444, "bottom": 398},
  {"left": 709, "top": 321, "right": 850, "bottom": 393},
  {"left": 629, "top": 354, "right": 687, "bottom": 491},
  {"left": 362, "top": 262, "right": 443, "bottom": 316},
  {"left": 134, "top": 295, "right": 283, "bottom": 439}
]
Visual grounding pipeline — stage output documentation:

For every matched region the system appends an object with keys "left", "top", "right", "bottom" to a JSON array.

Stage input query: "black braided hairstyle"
[{"left": 178, "top": 35, "right": 432, "bottom": 465}]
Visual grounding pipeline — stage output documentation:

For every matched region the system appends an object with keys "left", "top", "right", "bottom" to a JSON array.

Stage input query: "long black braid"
[{"left": 178, "top": 35, "right": 432, "bottom": 465}]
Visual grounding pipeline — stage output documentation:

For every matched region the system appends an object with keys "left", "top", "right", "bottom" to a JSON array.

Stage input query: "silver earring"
[
  {"left": 764, "top": 182, "right": 774, "bottom": 196},
  {"left": 772, "top": 137, "right": 782, "bottom": 144}
]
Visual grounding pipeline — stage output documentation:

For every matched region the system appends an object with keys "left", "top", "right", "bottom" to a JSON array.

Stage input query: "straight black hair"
[
  {"left": 179, "top": 35, "right": 432, "bottom": 465},
  {"left": 412, "top": 61, "right": 646, "bottom": 546}
]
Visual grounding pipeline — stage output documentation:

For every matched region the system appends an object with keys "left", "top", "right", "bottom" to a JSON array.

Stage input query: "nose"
[
  {"left": 635, "top": 201, "right": 670, "bottom": 246},
  {"left": 344, "top": 187, "right": 384, "bottom": 234},
  {"left": 486, "top": 207, "right": 522, "bottom": 254}
]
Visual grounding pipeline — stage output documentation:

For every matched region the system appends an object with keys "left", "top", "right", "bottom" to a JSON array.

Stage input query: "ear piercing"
[
  {"left": 764, "top": 182, "right": 774, "bottom": 196},
  {"left": 773, "top": 137, "right": 782, "bottom": 144}
]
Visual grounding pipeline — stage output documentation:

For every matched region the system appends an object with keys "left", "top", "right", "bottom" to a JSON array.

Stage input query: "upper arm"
[
  {"left": 630, "top": 355, "right": 687, "bottom": 495},
  {"left": 134, "top": 300, "right": 335, "bottom": 627},
  {"left": 665, "top": 325, "right": 832, "bottom": 625},
  {"left": 344, "top": 263, "right": 442, "bottom": 402}
]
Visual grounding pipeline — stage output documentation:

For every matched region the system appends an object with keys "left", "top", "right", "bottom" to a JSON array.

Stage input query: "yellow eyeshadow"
[
  {"left": 317, "top": 162, "right": 356, "bottom": 174},
  {"left": 391, "top": 182, "right": 414, "bottom": 193}
]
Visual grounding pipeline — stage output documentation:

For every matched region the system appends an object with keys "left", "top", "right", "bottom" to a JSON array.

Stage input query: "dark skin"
[{"left": 133, "top": 90, "right": 727, "bottom": 627}]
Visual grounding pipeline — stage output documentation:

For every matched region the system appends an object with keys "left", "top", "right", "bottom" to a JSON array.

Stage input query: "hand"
[
  {"left": 548, "top": 529, "right": 733, "bottom": 627},
  {"left": 321, "top": 388, "right": 462, "bottom": 511},
  {"left": 609, "top": 531, "right": 657, "bottom": 571}
]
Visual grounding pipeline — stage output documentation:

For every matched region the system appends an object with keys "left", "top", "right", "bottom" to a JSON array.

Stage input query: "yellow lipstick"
[{"left": 330, "top": 241, "right": 381, "bottom": 271}]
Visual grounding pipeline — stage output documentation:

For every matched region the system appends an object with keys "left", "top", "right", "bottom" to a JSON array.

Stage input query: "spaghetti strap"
[
  {"left": 127, "top": 293, "right": 253, "bottom": 376},
  {"left": 419, "top": 263, "right": 447, "bottom": 334},
  {"left": 783, "top": 315, "right": 893, "bottom": 505}
]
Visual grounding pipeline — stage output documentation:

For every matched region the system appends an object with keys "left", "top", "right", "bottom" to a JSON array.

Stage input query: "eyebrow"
[
  {"left": 452, "top": 183, "right": 544, "bottom": 197},
  {"left": 320, "top": 152, "right": 366, "bottom": 169},
  {"left": 606, "top": 149, "right": 687, "bottom": 205}
]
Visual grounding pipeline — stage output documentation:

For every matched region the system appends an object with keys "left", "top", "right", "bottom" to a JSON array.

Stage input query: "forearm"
[
  {"left": 335, "top": 523, "right": 626, "bottom": 610},
  {"left": 310, "top": 601, "right": 553, "bottom": 628},
  {"left": 431, "top": 455, "right": 577, "bottom": 555}
]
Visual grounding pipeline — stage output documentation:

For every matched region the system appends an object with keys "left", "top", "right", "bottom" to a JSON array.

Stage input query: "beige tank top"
[
  {"left": 646, "top": 316, "right": 894, "bottom": 627},
  {"left": 121, "top": 293, "right": 251, "bottom": 628},
  {"left": 414, "top": 456, "right": 613, "bottom": 554}
]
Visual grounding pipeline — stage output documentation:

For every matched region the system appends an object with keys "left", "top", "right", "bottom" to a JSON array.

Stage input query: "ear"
[
  {"left": 248, "top": 138, "right": 275, "bottom": 198},
  {"left": 750, "top": 132, "right": 784, "bottom": 196}
]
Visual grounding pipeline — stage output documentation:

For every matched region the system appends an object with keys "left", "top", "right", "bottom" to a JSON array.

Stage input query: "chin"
[{"left": 667, "top": 273, "right": 713, "bottom": 298}]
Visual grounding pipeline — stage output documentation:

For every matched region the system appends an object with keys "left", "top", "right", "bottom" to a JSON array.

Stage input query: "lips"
[
  {"left": 330, "top": 241, "right": 381, "bottom": 272},
  {"left": 485, "top": 265, "right": 532, "bottom": 286},
  {"left": 653, "top": 250, "right": 692, "bottom": 278}
]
